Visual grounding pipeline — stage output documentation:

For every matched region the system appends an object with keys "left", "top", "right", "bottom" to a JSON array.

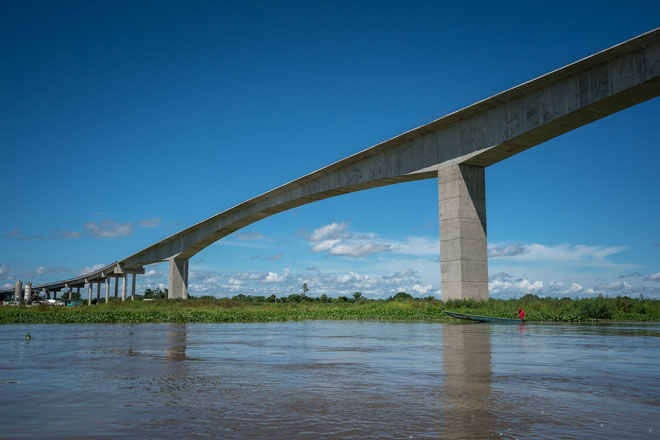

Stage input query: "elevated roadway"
[{"left": 5, "top": 28, "right": 660, "bottom": 302}]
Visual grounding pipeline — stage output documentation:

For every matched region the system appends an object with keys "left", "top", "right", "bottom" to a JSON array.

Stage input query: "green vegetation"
[{"left": 1, "top": 293, "right": 659, "bottom": 324}]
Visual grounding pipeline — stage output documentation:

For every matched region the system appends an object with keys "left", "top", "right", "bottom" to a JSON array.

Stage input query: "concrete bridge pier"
[
  {"left": 439, "top": 164, "right": 488, "bottom": 302},
  {"left": 168, "top": 257, "right": 189, "bottom": 299},
  {"left": 131, "top": 273, "right": 136, "bottom": 301},
  {"left": 121, "top": 275, "right": 127, "bottom": 302},
  {"left": 87, "top": 283, "right": 93, "bottom": 306},
  {"left": 114, "top": 277, "right": 118, "bottom": 298},
  {"left": 105, "top": 278, "right": 110, "bottom": 303}
]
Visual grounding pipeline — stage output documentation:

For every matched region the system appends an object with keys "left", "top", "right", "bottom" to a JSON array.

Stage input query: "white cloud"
[
  {"left": 234, "top": 272, "right": 267, "bottom": 281},
  {"left": 307, "top": 222, "right": 391, "bottom": 257},
  {"left": 79, "top": 264, "right": 105, "bottom": 275},
  {"left": 138, "top": 218, "right": 161, "bottom": 228},
  {"left": 36, "top": 266, "right": 70, "bottom": 275},
  {"left": 382, "top": 268, "right": 418, "bottom": 279},
  {"left": 597, "top": 281, "right": 632, "bottom": 290},
  {"left": 2, "top": 283, "right": 13, "bottom": 290},
  {"left": 175, "top": 267, "right": 441, "bottom": 299},
  {"left": 488, "top": 243, "right": 528, "bottom": 258},
  {"left": 518, "top": 279, "right": 544, "bottom": 291},
  {"left": 646, "top": 272, "right": 660, "bottom": 282},
  {"left": 236, "top": 231, "right": 265, "bottom": 240},
  {"left": 262, "top": 268, "right": 290, "bottom": 283},
  {"left": 57, "top": 230, "right": 82, "bottom": 239},
  {"left": 335, "top": 272, "right": 366, "bottom": 284},
  {"left": 328, "top": 242, "right": 391, "bottom": 257},
  {"left": 0, "top": 264, "right": 8, "bottom": 276},
  {"left": 310, "top": 222, "right": 351, "bottom": 241},
  {"left": 84, "top": 220, "right": 134, "bottom": 238},
  {"left": 311, "top": 239, "right": 341, "bottom": 252},
  {"left": 144, "top": 269, "right": 158, "bottom": 277},
  {"left": 489, "top": 277, "right": 544, "bottom": 295},
  {"left": 411, "top": 284, "right": 433, "bottom": 295},
  {"left": 494, "top": 242, "right": 627, "bottom": 267},
  {"left": 568, "top": 282, "right": 583, "bottom": 293},
  {"left": 5, "top": 217, "right": 158, "bottom": 242}
]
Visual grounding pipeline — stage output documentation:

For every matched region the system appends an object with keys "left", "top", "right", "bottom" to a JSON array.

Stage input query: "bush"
[
  {"left": 392, "top": 292, "right": 413, "bottom": 301},
  {"left": 577, "top": 297, "right": 613, "bottom": 319}
]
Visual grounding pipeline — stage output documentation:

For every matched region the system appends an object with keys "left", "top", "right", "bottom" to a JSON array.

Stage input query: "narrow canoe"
[{"left": 443, "top": 310, "right": 524, "bottom": 323}]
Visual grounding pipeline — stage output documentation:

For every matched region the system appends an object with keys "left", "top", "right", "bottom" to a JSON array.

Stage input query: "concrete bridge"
[{"left": 5, "top": 28, "right": 660, "bottom": 303}]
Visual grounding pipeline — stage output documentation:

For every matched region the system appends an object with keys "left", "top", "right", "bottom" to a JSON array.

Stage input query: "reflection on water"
[
  {"left": 0, "top": 321, "right": 659, "bottom": 439},
  {"left": 440, "top": 324, "right": 494, "bottom": 439},
  {"left": 165, "top": 323, "right": 186, "bottom": 362}
]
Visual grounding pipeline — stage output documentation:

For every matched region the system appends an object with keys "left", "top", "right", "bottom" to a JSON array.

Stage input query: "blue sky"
[{"left": 1, "top": 1, "right": 659, "bottom": 299}]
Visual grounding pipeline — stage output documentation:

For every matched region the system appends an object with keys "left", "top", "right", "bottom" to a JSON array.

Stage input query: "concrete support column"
[
  {"left": 121, "top": 276, "right": 127, "bottom": 302},
  {"left": 87, "top": 284, "right": 93, "bottom": 306},
  {"left": 168, "top": 257, "right": 189, "bottom": 299},
  {"left": 96, "top": 283, "right": 101, "bottom": 302},
  {"left": 438, "top": 164, "right": 488, "bottom": 302},
  {"left": 114, "top": 278, "right": 118, "bottom": 298},
  {"left": 69, "top": 288, "right": 73, "bottom": 300},
  {"left": 14, "top": 280, "right": 22, "bottom": 302},
  {"left": 105, "top": 279, "right": 110, "bottom": 303},
  {"left": 131, "top": 273, "right": 136, "bottom": 301},
  {"left": 42, "top": 288, "right": 47, "bottom": 300}
]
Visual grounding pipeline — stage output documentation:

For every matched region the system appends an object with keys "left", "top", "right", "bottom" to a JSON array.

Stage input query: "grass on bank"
[{"left": 1, "top": 293, "right": 659, "bottom": 324}]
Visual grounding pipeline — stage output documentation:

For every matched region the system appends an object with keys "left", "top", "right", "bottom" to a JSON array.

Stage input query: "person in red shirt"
[{"left": 518, "top": 307, "right": 526, "bottom": 321}]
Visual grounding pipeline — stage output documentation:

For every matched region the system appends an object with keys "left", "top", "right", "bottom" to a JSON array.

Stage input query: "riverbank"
[{"left": 1, "top": 294, "right": 659, "bottom": 324}]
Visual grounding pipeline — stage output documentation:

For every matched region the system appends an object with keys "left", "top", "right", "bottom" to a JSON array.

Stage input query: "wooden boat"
[{"left": 443, "top": 310, "right": 524, "bottom": 323}]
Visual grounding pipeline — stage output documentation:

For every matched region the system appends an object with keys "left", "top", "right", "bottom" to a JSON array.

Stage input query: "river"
[{"left": 1, "top": 321, "right": 658, "bottom": 439}]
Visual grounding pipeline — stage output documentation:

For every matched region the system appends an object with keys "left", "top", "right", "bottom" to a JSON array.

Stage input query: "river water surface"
[{"left": 1, "top": 321, "right": 659, "bottom": 439}]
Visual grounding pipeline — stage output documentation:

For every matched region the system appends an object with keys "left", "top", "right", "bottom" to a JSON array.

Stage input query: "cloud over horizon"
[
  {"left": 36, "top": 266, "right": 71, "bottom": 275},
  {"left": 308, "top": 222, "right": 392, "bottom": 257},
  {"left": 4, "top": 217, "right": 162, "bottom": 241},
  {"left": 236, "top": 231, "right": 265, "bottom": 240}
]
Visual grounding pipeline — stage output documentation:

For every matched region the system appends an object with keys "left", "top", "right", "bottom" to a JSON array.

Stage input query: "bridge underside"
[{"left": 165, "top": 165, "right": 490, "bottom": 301}]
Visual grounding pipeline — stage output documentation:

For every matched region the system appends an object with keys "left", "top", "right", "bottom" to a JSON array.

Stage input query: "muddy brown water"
[{"left": 1, "top": 321, "right": 658, "bottom": 439}]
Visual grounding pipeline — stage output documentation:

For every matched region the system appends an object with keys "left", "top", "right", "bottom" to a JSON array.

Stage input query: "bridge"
[{"left": 5, "top": 28, "right": 660, "bottom": 304}]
